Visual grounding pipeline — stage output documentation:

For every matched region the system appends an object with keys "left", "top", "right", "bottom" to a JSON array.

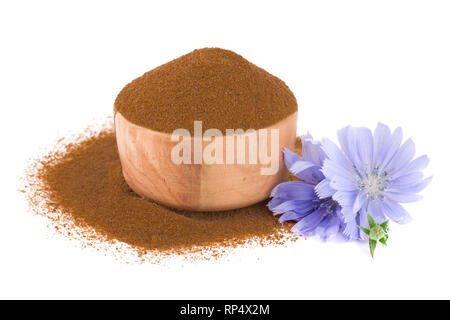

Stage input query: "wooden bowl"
[{"left": 115, "top": 112, "right": 297, "bottom": 211}]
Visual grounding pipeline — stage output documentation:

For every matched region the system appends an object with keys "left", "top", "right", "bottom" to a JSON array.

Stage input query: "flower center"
[
  {"left": 358, "top": 168, "right": 388, "bottom": 200},
  {"left": 313, "top": 197, "right": 339, "bottom": 215}
]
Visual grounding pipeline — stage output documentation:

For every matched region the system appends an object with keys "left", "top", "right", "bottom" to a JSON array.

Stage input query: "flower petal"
[
  {"left": 329, "top": 175, "right": 359, "bottom": 191},
  {"left": 382, "top": 200, "right": 413, "bottom": 224},
  {"left": 405, "top": 176, "right": 432, "bottom": 193},
  {"left": 355, "top": 127, "right": 374, "bottom": 172},
  {"left": 316, "top": 215, "right": 341, "bottom": 241},
  {"left": 314, "top": 215, "right": 331, "bottom": 240},
  {"left": 353, "top": 191, "right": 368, "bottom": 214},
  {"left": 389, "top": 175, "right": 432, "bottom": 194},
  {"left": 340, "top": 205, "right": 357, "bottom": 222},
  {"left": 283, "top": 147, "right": 302, "bottom": 169},
  {"left": 315, "top": 179, "right": 335, "bottom": 199},
  {"left": 269, "top": 199, "right": 314, "bottom": 215},
  {"left": 291, "top": 208, "right": 327, "bottom": 236},
  {"left": 359, "top": 209, "right": 369, "bottom": 230},
  {"left": 270, "top": 181, "right": 316, "bottom": 200},
  {"left": 337, "top": 126, "right": 361, "bottom": 169},
  {"left": 337, "top": 126, "right": 374, "bottom": 172},
  {"left": 390, "top": 154, "right": 429, "bottom": 179},
  {"left": 267, "top": 197, "right": 284, "bottom": 212},
  {"left": 322, "top": 138, "right": 355, "bottom": 173},
  {"left": 386, "top": 191, "right": 423, "bottom": 203},
  {"left": 342, "top": 218, "right": 360, "bottom": 240},
  {"left": 301, "top": 134, "right": 327, "bottom": 166},
  {"left": 406, "top": 154, "right": 430, "bottom": 172},
  {"left": 333, "top": 190, "right": 358, "bottom": 207},
  {"left": 379, "top": 127, "right": 403, "bottom": 171},
  {"left": 367, "top": 199, "right": 388, "bottom": 223},
  {"left": 322, "top": 158, "right": 357, "bottom": 185},
  {"left": 279, "top": 210, "right": 302, "bottom": 223},
  {"left": 315, "top": 215, "right": 339, "bottom": 241},
  {"left": 390, "top": 172, "right": 424, "bottom": 188},
  {"left": 385, "top": 138, "right": 416, "bottom": 174},
  {"left": 288, "top": 159, "right": 319, "bottom": 177},
  {"left": 373, "top": 123, "right": 392, "bottom": 165},
  {"left": 324, "top": 218, "right": 341, "bottom": 240},
  {"left": 283, "top": 148, "right": 325, "bottom": 183}
]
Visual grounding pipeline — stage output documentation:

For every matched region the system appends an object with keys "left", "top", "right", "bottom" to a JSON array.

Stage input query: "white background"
[{"left": 1, "top": 0, "right": 449, "bottom": 299}]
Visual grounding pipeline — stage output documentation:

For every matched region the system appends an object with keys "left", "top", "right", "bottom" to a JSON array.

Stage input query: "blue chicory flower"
[
  {"left": 319, "top": 123, "right": 431, "bottom": 240},
  {"left": 268, "top": 134, "right": 344, "bottom": 240}
]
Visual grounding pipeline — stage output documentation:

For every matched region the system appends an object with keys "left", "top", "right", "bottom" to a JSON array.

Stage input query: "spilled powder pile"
[
  {"left": 23, "top": 123, "right": 302, "bottom": 261},
  {"left": 23, "top": 48, "right": 300, "bottom": 262},
  {"left": 114, "top": 48, "right": 298, "bottom": 133}
]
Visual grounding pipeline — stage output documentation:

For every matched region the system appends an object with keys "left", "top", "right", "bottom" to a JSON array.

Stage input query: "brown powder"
[
  {"left": 23, "top": 122, "right": 301, "bottom": 261},
  {"left": 114, "top": 48, "right": 298, "bottom": 133}
]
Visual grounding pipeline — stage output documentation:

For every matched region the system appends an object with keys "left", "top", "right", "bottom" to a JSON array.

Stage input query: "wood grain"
[{"left": 115, "top": 111, "right": 297, "bottom": 211}]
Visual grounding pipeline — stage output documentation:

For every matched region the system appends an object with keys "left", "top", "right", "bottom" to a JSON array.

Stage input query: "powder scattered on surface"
[
  {"left": 23, "top": 122, "right": 302, "bottom": 262},
  {"left": 114, "top": 48, "right": 298, "bottom": 133}
]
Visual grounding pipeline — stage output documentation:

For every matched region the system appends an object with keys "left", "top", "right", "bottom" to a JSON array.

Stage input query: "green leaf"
[
  {"left": 367, "top": 213, "right": 376, "bottom": 229},
  {"left": 380, "top": 220, "right": 389, "bottom": 232},
  {"left": 359, "top": 226, "right": 370, "bottom": 236},
  {"left": 369, "top": 239, "right": 377, "bottom": 258},
  {"left": 379, "top": 237, "right": 388, "bottom": 246}
]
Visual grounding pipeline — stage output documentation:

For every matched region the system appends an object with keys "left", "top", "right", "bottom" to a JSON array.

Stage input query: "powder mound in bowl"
[
  {"left": 114, "top": 48, "right": 298, "bottom": 133},
  {"left": 22, "top": 121, "right": 302, "bottom": 262}
]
